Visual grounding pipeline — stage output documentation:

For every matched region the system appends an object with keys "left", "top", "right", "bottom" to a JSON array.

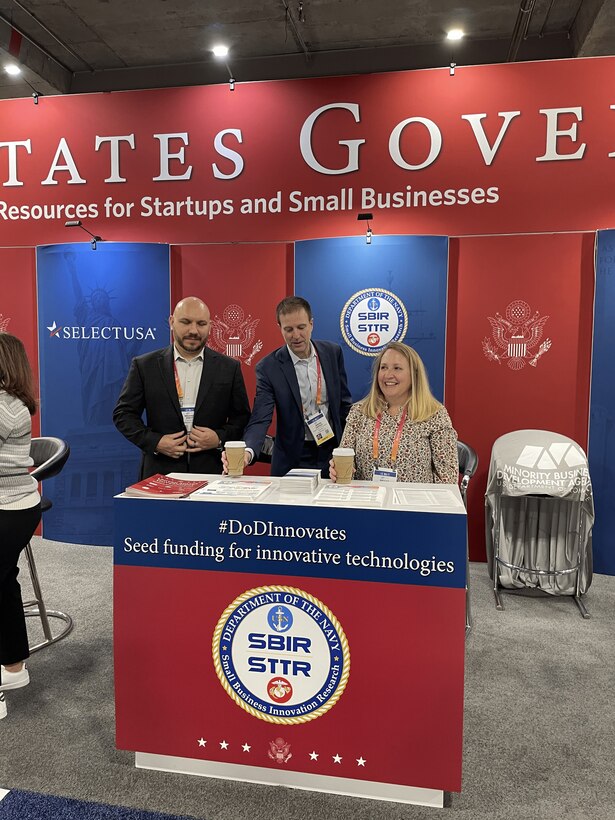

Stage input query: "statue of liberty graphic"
[{"left": 66, "top": 251, "right": 142, "bottom": 426}]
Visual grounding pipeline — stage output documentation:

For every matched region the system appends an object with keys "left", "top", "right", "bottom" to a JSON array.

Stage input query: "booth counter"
[{"left": 113, "top": 477, "right": 467, "bottom": 808}]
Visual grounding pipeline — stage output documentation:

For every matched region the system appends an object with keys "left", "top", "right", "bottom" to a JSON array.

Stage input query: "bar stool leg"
[
  {"left": 22, "top": 541, "right": 74, "bottom": 653},
  {"left": 24, "top": 542, "right": 53, "bottom": 642}
]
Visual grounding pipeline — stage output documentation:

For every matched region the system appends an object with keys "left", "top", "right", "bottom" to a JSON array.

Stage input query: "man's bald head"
[{"left": 169, "top": 296, "right": 211, "bottom": 359}]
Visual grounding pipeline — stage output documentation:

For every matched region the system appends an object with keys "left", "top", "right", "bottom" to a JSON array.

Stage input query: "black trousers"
[{"left": 0, "top": 503, "right": 42, "bottom": 666}]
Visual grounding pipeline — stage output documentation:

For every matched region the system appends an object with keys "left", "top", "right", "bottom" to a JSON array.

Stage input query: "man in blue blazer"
[
  {"left": 241, "top": 296, "right": 353, "bottom": 477},
  {"left": 113, "top": 296, "right": 250, "bottom": 479}
]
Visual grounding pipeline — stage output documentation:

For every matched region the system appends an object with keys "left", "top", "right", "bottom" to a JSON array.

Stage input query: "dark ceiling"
[{"left": 0, "top": 1, "right": 613, "bottom": 101}]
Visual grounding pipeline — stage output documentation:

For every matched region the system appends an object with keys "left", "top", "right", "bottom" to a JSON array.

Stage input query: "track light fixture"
[
  {"left": 357, "top": 212, "right": 373, "bottom": 245},
  {"left": 4, "top": 63, "right": 41, "bottom": 104},
  {"left": 212, "top": 45, "right": 237, "bottom": 92},
  {"left": 64, "top": 220, "right": 103, "bottom": 250}
]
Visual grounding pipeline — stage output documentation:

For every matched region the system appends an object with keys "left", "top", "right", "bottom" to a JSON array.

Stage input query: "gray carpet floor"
[{"left": 1, "top": 537, "right": 614, "bottom": 820}]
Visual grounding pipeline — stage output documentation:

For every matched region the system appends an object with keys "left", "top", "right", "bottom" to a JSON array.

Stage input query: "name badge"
[
  {"left": 306, "top": 410, "right": 334, "bottom": 445},
  {"left": 373, "top": 467, "right": 398, "bottom": 484},
  {"left": 181, "top": 405, "right": 195, "bottom": 432}
]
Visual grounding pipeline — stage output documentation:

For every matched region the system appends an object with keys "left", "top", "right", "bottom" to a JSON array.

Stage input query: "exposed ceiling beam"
[
  {"left": 70, "top": 32, "right": 573, "bottom": 95},
  {"left": 0, "top": 14, "right": 71, "bottom": 95},
  {"left": 571, "top": 0, "right": 615, "bottom": 56}
]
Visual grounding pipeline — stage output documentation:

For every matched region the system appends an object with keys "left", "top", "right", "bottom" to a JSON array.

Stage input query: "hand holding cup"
[
  {"left": 332, "top": 447, "right": 354, "bottom": 484},
  {"left": 224, "top": 441, "right": 247, "bottom": 476}
]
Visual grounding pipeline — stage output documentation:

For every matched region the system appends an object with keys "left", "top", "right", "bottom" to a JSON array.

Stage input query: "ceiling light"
[
  {"left": 212, "top": 45, "right": 229, "bottom": 58},
  {"left": 4, "top": 64, "right": 21, "bottom": 76},
  {"left": 446, "top": 29, "right": 464, "bottom": 41}
]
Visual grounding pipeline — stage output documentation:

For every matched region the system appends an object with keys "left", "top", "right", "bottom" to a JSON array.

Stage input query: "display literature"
[
  {"left": 393, "top": 487, "right": 461, "bottom": 509},
  {"left": 125, "top": 474, "right": 209, "bottom": 498},
  {"left": 279, "top": 468, "right": 321, "bottom": 495},
  {"left": 313, "top": 482, "right": 387, "bottom": 508},
  {"left": 190, "top": 479, "right": 274, "bottom": 502}
]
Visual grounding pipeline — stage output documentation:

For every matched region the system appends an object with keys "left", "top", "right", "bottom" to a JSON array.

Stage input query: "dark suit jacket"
[
  {"left": 113, "top": 345, "right": 250, "bottom": 479},
  {"left": 243, "top": 340, "right": 352, "bottom": 476}
]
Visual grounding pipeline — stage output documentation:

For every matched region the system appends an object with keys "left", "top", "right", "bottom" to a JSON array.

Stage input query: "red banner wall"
[
  {"left": 170, "top": 243, "right": 292, "bottom": 473},
  {"left": 0, "top": 247, "right": 39, "bottom": 435},
  {"left": 170, "top": 243, "right": 292, "bottom": 399},
  {"left": 445, "top": 233, "right": 595, "bottom": 560},
  {"left": 2, "top": 58, "right": 615, "bottom": 246}
]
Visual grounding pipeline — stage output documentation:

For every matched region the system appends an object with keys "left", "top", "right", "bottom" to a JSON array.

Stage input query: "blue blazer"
[{"left": 243, "top": 340, "right": 353, "bottom": 476}]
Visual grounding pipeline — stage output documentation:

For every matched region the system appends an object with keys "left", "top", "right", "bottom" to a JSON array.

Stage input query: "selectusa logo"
[{"left": 46, "top": 321, "right": 156, "bottom": 340}]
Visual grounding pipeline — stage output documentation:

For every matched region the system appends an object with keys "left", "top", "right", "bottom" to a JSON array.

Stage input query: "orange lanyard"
[
  {"left": 314, "top": 353, "right": 323, "bottom": 406},
  {"left": 372, "top": 409, "right": 407, "bottom": 465},
  {"left": 173, "top": 361, "right": 183, "bottom": 401},
  {"left": 302, "top": 352, "right": 323, "bottom": 413}
]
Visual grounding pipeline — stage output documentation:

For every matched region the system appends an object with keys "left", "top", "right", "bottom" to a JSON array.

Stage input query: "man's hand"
[
  {"left": 221, "top": 449, "right": 252, "bottom": 475},
  {"left": 156, "top": 431, "right": 188, "bottom": 458},
  {"left": 187, "top": 426, "right": 220, "bottom": 452}
]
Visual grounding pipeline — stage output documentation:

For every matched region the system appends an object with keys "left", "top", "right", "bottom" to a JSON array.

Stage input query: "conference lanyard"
[
  {"left": 173, "top": 361, "right": 184, "bottom": 401},
  {"left": 301, "top": 351, "right": 324, "bottom": 416},
  {"left": 372, "top": 409, "right": 407, "bottom": 465}
]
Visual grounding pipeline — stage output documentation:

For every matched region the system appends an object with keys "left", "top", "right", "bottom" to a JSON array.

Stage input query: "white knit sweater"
[{"left": 0, "top": 390, "right": 39, "bottom": 508}]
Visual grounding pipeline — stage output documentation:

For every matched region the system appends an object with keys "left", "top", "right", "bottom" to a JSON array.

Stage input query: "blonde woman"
[{"left": 330, "top": 342, "right": 458, "bottom": 484}]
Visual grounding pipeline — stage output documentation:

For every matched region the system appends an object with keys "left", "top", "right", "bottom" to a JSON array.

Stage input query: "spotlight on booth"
[
  {"left": 64, "top": 220, "right": 103, "bottom": 250},
  {"left": 4, "top": 63, "right": 41, "bottom": 104},
  {"left": 357, "top": 212, "right": 373, "bottom": 245},
  {"left": 212, "top": 45, "right": 236, "bottom": 92}
]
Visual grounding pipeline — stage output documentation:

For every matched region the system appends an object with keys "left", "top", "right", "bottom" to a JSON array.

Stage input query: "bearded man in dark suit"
[{"left": 113, "top": 296, "right": 250, "bottom": 479}]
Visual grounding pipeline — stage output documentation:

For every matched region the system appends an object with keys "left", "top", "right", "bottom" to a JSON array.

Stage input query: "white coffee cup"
[
  {"left": 333, "top": 447, "right": 355, "bottom": 485},
  {"left": 225, "top": 440, "right": 246, "bottom": 476}
]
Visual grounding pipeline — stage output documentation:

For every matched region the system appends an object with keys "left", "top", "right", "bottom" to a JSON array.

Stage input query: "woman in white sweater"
[{"left": 0, "top": 333, "right": 41, "bottom": 719}]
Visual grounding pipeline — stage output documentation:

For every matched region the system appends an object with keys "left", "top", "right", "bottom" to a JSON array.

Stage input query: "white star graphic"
[
  {"left": 309, "top": 751, "right": 319, "bottom": 761},
  {"left": 47, "top": 321, "right": 61, "bottom": 337},
  {"left": 356, "top": 757, "right": 366, "bottom": 767},
  {"left": 242, "top": 743, "right": 251, "bottom": 752},
  {"left": 332, "top": 754, "right": 342, "bottom": 764},
  {"left": 197, "top": 738, "right": 207, "bottom": 747},
  {"left": 219, "top": 740, "right": 229, "bottom": 750}
]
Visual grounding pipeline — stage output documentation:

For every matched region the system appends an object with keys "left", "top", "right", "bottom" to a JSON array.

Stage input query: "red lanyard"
[
  {"left": 314, "top": 353, "right": 323, "bottom": 406},
  {"left": 302, "top": 351, "right": 323, "bottom": 413},
  {"left": 173, "top": 361, "right": 183, "bottom": 400},
  {"left": 372, "top": 409, "right": 407, "bottom": 465}
]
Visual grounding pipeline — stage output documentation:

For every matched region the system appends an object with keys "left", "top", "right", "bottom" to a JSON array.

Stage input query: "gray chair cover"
[{"left": 485, "top": 430, "right": 593, "bottom": 595}]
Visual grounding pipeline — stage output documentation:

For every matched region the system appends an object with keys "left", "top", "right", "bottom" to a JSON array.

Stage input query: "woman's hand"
[{"left": 329, "top": 458, "right": 338, "bottom": 482}]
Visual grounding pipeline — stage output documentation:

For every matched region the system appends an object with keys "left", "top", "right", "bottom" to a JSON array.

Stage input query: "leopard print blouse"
[{"left": 339, "top": 403, "right": 459, "bottom": 484}]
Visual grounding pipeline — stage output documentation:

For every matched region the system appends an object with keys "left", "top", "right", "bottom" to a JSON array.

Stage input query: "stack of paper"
[
  {"left": 313, "top": 483, "right": 387, "bottom": 508},
  {"left": 279, "top": 468, "right": 321, "bottom": 495},
  {"left": 190, "top": 478, "right": 273, "bottom": 502}
]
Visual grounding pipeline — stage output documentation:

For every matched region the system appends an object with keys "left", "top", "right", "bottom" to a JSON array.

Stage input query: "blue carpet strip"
[{"left": 0, "top": 789, "right": 199, "bottom": 820}]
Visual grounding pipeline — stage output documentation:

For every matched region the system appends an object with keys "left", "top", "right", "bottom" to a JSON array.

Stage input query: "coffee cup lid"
[
  {"left": 225, "top": 441, "right": 246, "bottom": 448},
  {"left": 333, "top": 447, "right": 355, "bottom": 456}
]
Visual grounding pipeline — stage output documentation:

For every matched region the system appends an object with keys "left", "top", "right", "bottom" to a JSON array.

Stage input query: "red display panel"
[{"left": 445, "top": 233, "right": 595, "bottom": 559}]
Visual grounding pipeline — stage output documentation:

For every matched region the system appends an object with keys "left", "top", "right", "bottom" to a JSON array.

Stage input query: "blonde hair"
[{"left": 359, "top": 342, "right": 441, "bottom": 422}]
